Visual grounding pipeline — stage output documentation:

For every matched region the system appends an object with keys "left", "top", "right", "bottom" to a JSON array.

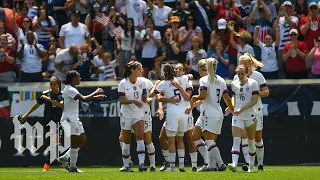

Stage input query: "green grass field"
[{"left": 0, "top": 166, "right": 320, "bottom": 180}]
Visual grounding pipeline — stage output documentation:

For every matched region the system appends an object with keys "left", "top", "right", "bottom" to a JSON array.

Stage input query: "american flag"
[
  {"left": 95, "top": 14, "right": 109, "bottom": 27},
  {"left": 120, "top": 6, "right": 126, "bottom": 15},
  {"left": 108, "top": 22, "right": 116, "bottom": 37},
  {"left": 113, "top": 26, "right": 123, "bottom": 39}
]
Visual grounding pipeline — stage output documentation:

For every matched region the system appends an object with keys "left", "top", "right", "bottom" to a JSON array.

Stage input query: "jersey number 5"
[
  {"left": 134, "top": 92, "right": 139, "bottom": 99},
  {"left": 174, "top": 89, "right": 181, "bottom": 100}
]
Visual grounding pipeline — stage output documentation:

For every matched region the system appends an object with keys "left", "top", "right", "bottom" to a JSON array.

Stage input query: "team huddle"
[
  {"left": 18, "top": 53, "right": 268, "bottom": 173},
  {"left": 117, "top": 53, "right": 269, "bottom": 173}
]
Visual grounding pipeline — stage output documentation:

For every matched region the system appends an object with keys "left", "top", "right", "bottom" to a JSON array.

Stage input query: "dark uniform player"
[{"left": 20, "top": 76, "right": 64, "bottom": 172}]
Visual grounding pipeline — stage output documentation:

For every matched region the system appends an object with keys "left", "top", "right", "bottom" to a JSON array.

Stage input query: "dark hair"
[
  {"left": 295, "top": 0, "right": 308, "bottom": 17},
  {"left": 184, "top": 13, "right": 197, "bottom": 31},
  {"left": 90, "top": 2, "right": 101, "bottom": 21},
  {"left": 64, "top": 70, "right": 80, "bottom": 85},
  {"left": 22, "top": 17, "right": 33, "bottom": 35},
  {"left": 37, "top": 5, "right": 52, "bottom": 28},
  {"left": 123, "top": 61, "right": 141, "bottom": 78},
  {"left": 51, "top": 75, "right": 61, "bottom": 91},
  {"left": 124, "top": 18, "right": 135, "bottom": 45},
  {"left": 163, "top": 63, "right": 175, "bottom": 80},
  {"left": 107, "top": 5, "right": 118, "bottom": 15}
]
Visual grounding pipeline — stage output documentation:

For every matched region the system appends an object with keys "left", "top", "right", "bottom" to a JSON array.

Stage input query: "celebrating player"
[
  {"left": 150, "top": 63, "right": 189, "bottom": 172},
  {"left": 236, "top": 53, "right": 269, "bottom": 171},
  {"left": 20, "top": 76, "right": 63, "bottom": 172},
  {"left": 227, "top": 65, "right": 259, "bottom": 173},
  {"left": 118, "top": 61, "right": 148, "bottom": 172},
  {"left": 188, "top": 58, "right": 233, "bottom": 172},
  {"left": 58, "top": 70, "right": 106, "bottom": 173}
]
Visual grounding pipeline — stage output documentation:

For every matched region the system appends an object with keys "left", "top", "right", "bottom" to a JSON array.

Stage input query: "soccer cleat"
[
  {"left": 192, "top": 167, "right": 197, "bottom": 172},
  {"left": 58, "top": 158, "right": 70, "bottom": 171},
  {"left": 179, "top": 167, "right": 186, "bottom": 172},
  {"left": 159, "top": 162, "right": 169, "bottom": 172},
  {"left": 197, "top": 165, "right": 207, "bottom": 172},
  {"left": 69, "top": 167, "right": 83, "bottom": 173},
  {"left": 167, "top": 167, "right": 176, "bottom": 172},
  {"left": 242, "top": 163, "right": 249, "bottom": 171},
  {"left": 139, "top": 164, "right": 147, "bottom": 172},
  {"left": 206, "top": 167, "right": 218, "bottom": 172},
  {"left": 218, "top": 164, "right": 227, "bottom": 171},
  {"left": 120, "top": 166, "right": 133, "bottom": 172},
  {"left": 42, "top": 163, "right": 50, "bottom": 172},
  {"left": 149, "top": 167, "right": 156, "bottom": 172},
  {"left": 258, "top": 165, "right": 264, "bottom": 171},
  {"left": 227, "top": 163, "right": 237, "bottom": 172}
]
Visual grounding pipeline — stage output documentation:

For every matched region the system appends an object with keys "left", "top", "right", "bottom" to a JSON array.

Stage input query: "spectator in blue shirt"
[{"left": 210, "top": 40, "right": 229, "bottom": 78}]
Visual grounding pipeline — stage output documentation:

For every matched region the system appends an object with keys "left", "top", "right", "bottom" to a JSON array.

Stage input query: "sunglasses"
[
  {"left": 93, "top": 3, "right": 100, "bottom": 8},
  {"left": 310, "top": 6, "right": 317, "bottom": 10},
  {"left": 23, "top": 21, "right": 30, "bottom": 23},
  {"left": 290, "top": 33, "right": 298, "bottom": 37},
  {"left": 187, "top": 19, "right": 194, "bottom": 22}
]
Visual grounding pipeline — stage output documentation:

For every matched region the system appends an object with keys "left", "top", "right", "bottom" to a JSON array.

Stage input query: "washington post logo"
[{"left": 10, "top": 116, "right": 71, "bottom": 163}]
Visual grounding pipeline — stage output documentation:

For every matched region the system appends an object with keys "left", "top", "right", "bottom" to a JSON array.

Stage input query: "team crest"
[
  {"left": 310, "top": 21, "right": 319, "bottom": 31},
  {"left": 240, "top": 88, "right": 243, "bottom": 92},
  {"left": 133, "top": 86, "right": 137, "bottom": 91},
  {"left": 246, "top": 87, "right": 250, "bottom": 92}
]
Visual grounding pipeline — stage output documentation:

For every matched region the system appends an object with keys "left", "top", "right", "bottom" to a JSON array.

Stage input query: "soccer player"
[
  {"left": 59, "top": 70, "right": 106, "bottom": 173},
  {"left": 236, "top": 53, "right": 269, "bottom": 171},
  {"left": 118, "top": 61, "right": 148, "bottom": 172},
  {"left": 227, "top": 65, "right": 259, "bottom": 173},
  {"left": 189, "top": 58, "right": 233, "bottom": 172},
  {"left": 150, "top": 63, "right": 189, "bottom": 172},
  {"left": 20, "top": 76, "right": 63, "bottom": 172}
]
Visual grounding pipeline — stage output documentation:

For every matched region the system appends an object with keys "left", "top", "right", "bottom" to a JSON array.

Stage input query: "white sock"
[
  {"left": 232, "top": 137, "right": 241, "bottom": 167},
  {"left": 146, "top": 143, "right": 156, "bottom": 168},
  {"left": 122, "top": 143, "right": 130, "bottom": 167},
  {"left": 206, "top": 140, "right": 224, "bottom": 166},
  {"left": 255, "top": 140, "right": 264, "bottom": 166},
  {"left": 242, "top": 138, "right": 250, "bottom": 164},
  {"left": 207, "top": 153, "right": 217, "bottom": 169},
  {"left": 136, "top": 140, "right": 145, "bottom": 165},
  {"left": 120, "top": 141, "right": 132, "bottom": 163},
  {"left": 195, "top": 139, "right": 209, "bottom": 164},
  {"left": 248, "top": 140, "right": 256, "bottom": 167},
  {"left": 177, "top": 149, "right": 185, "bottom": 168},
  {"left": 70, "top": 148, "right": 79, "bottom": 168},
  {"left": 169, "top": 152, "right": 176, "bottom": 168},
  {"left": 189, "top": 152, "right": 197, "bottom": 168},
  {"left": 119, "top": 141, "right": 123, "bottom": 148},
  {"left": 162, "top": 149, "right": 170, "bottom": 162},
  {"left": 60, "top": 148, "right": 70, "bottom": 160}
]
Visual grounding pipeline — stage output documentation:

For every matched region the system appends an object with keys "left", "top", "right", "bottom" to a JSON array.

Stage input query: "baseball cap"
[
  {"left": 309, "top": 2, "right": 317, "bottom": 8},
  {"left": 170, "top": 16, "right": 180, "bottom": 23},
  {"left": 217, "top": 19, "right": 227, "bottom": 29},
  {"left": 72, "top": 9, "right": 81, "bottom": 16},
  {"left": 283, "top": 1, "right": 292, "bottom": 7},
  {"left": 289, "top": 29, "right": 298, "bottom": 35}
]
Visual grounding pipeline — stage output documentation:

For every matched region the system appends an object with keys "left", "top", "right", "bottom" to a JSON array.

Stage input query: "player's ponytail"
[
  {"left": 240, "top": 53, "right": 264, "bottom": 71},
  {"left": 206, "top": 58, "right": 218, "bottom": 84},
  {"left": 163, "top": 63, "right": 175, "bottom": 80},
  {"left": 64, "top": 70, "right": 79, "bottom": 85},
  {"left": 123, "top": 61, "right": 141, "bottom": 78}
]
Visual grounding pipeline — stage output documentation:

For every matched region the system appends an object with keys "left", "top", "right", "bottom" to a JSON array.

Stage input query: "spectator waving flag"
[
  {"left": 120, "top": 0, "right": 126, "bottom": 15},
  {"left": 95, "top": 14, "right": 109, "bottom": 27},
  {"left": 108, "top": 22, "right": 116, "bottom": 37},
  {"left": 113, "top": 26, "right": 123, "bottom": 39}
]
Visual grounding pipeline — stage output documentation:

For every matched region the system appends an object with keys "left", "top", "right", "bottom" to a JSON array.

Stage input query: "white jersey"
[
  {"left": 231, "top": 78, "right": 259, "bottom": 120},
  {"left": 118, "top": 77, "right": 147, "bottom": 119},
  {"left": 155, "top": 75, "right": 190, "bottom": 114},
  {"left": 233, "top": 71, "right": 266, "bottom": 113},
  {"left": 140, "top": 77, "right": 154, "bottom": 113},
  {"left": 176, "top": 75, "right": 193, "bottom": 108},
  {"left": 199, "top": 75, "right": 228, "bottom": 118},
  {"left": 61, "top": 85, "right": 80, "bottom": 122}
]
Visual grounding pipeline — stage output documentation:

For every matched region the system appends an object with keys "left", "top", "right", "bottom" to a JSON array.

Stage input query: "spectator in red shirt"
[
  {"left": 16, "top": 6, "right": 32, "bottom": 29},
  {"left": 299, "top": 2, "right": 320, "bottom": 71},
  {"left": 283, "top": 29, "right": 308, "bottom": 79},
  {"left": 210, "top": 0, "right": 242, "bottom": 24},
  {"left": 0, "top": 35, "right": 15, "bottom": 82}
]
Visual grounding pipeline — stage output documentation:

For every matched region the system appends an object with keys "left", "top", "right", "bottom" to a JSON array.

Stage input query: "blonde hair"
[
  {"left": 239, "top": 53, "right": 264, "bottom": 71},
  {"left": 239, "top": 31, "right": 252, "bottom": 44},
  {"left": 198, "top": 59, "right": 207, "bottom": 70},
  {"left": 206, "top": 58, "right": 218, "bottom": 84},
  {"left": 101, "top": 52, "right": 111, "bottom": 59}
]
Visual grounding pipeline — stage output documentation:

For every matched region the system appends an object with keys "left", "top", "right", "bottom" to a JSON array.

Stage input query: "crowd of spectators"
[{"left": 1, "top": 0, "right": 320, "bottom": 83}]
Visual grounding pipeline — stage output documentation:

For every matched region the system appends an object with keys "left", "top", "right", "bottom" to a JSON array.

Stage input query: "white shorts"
[
  {"left": 201, "top": 115, "right": 223, "bottom": 134},
  {"left": 143, "top": 112, "right": 152, "bottom": 133},
  {"left": 61, "top": 120, "right": 85, "bottom": 136},
  {"left": 120, "top": 116, "right": 143, "bottom": 130},
  {"left": 165, "top": 113, "right": 188, "bottom": 135},
  {"left": 195, "top": 115, "right": 202, "bottom": 128},
  {"left": 187, "top": 114, "right": 194, "bottom": 131},
  {"left": 232, "top": 117, "right": 256, "bottom": 130},
  {"left": 256, "top": 111, "right": 263, "bottom": 131}
]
